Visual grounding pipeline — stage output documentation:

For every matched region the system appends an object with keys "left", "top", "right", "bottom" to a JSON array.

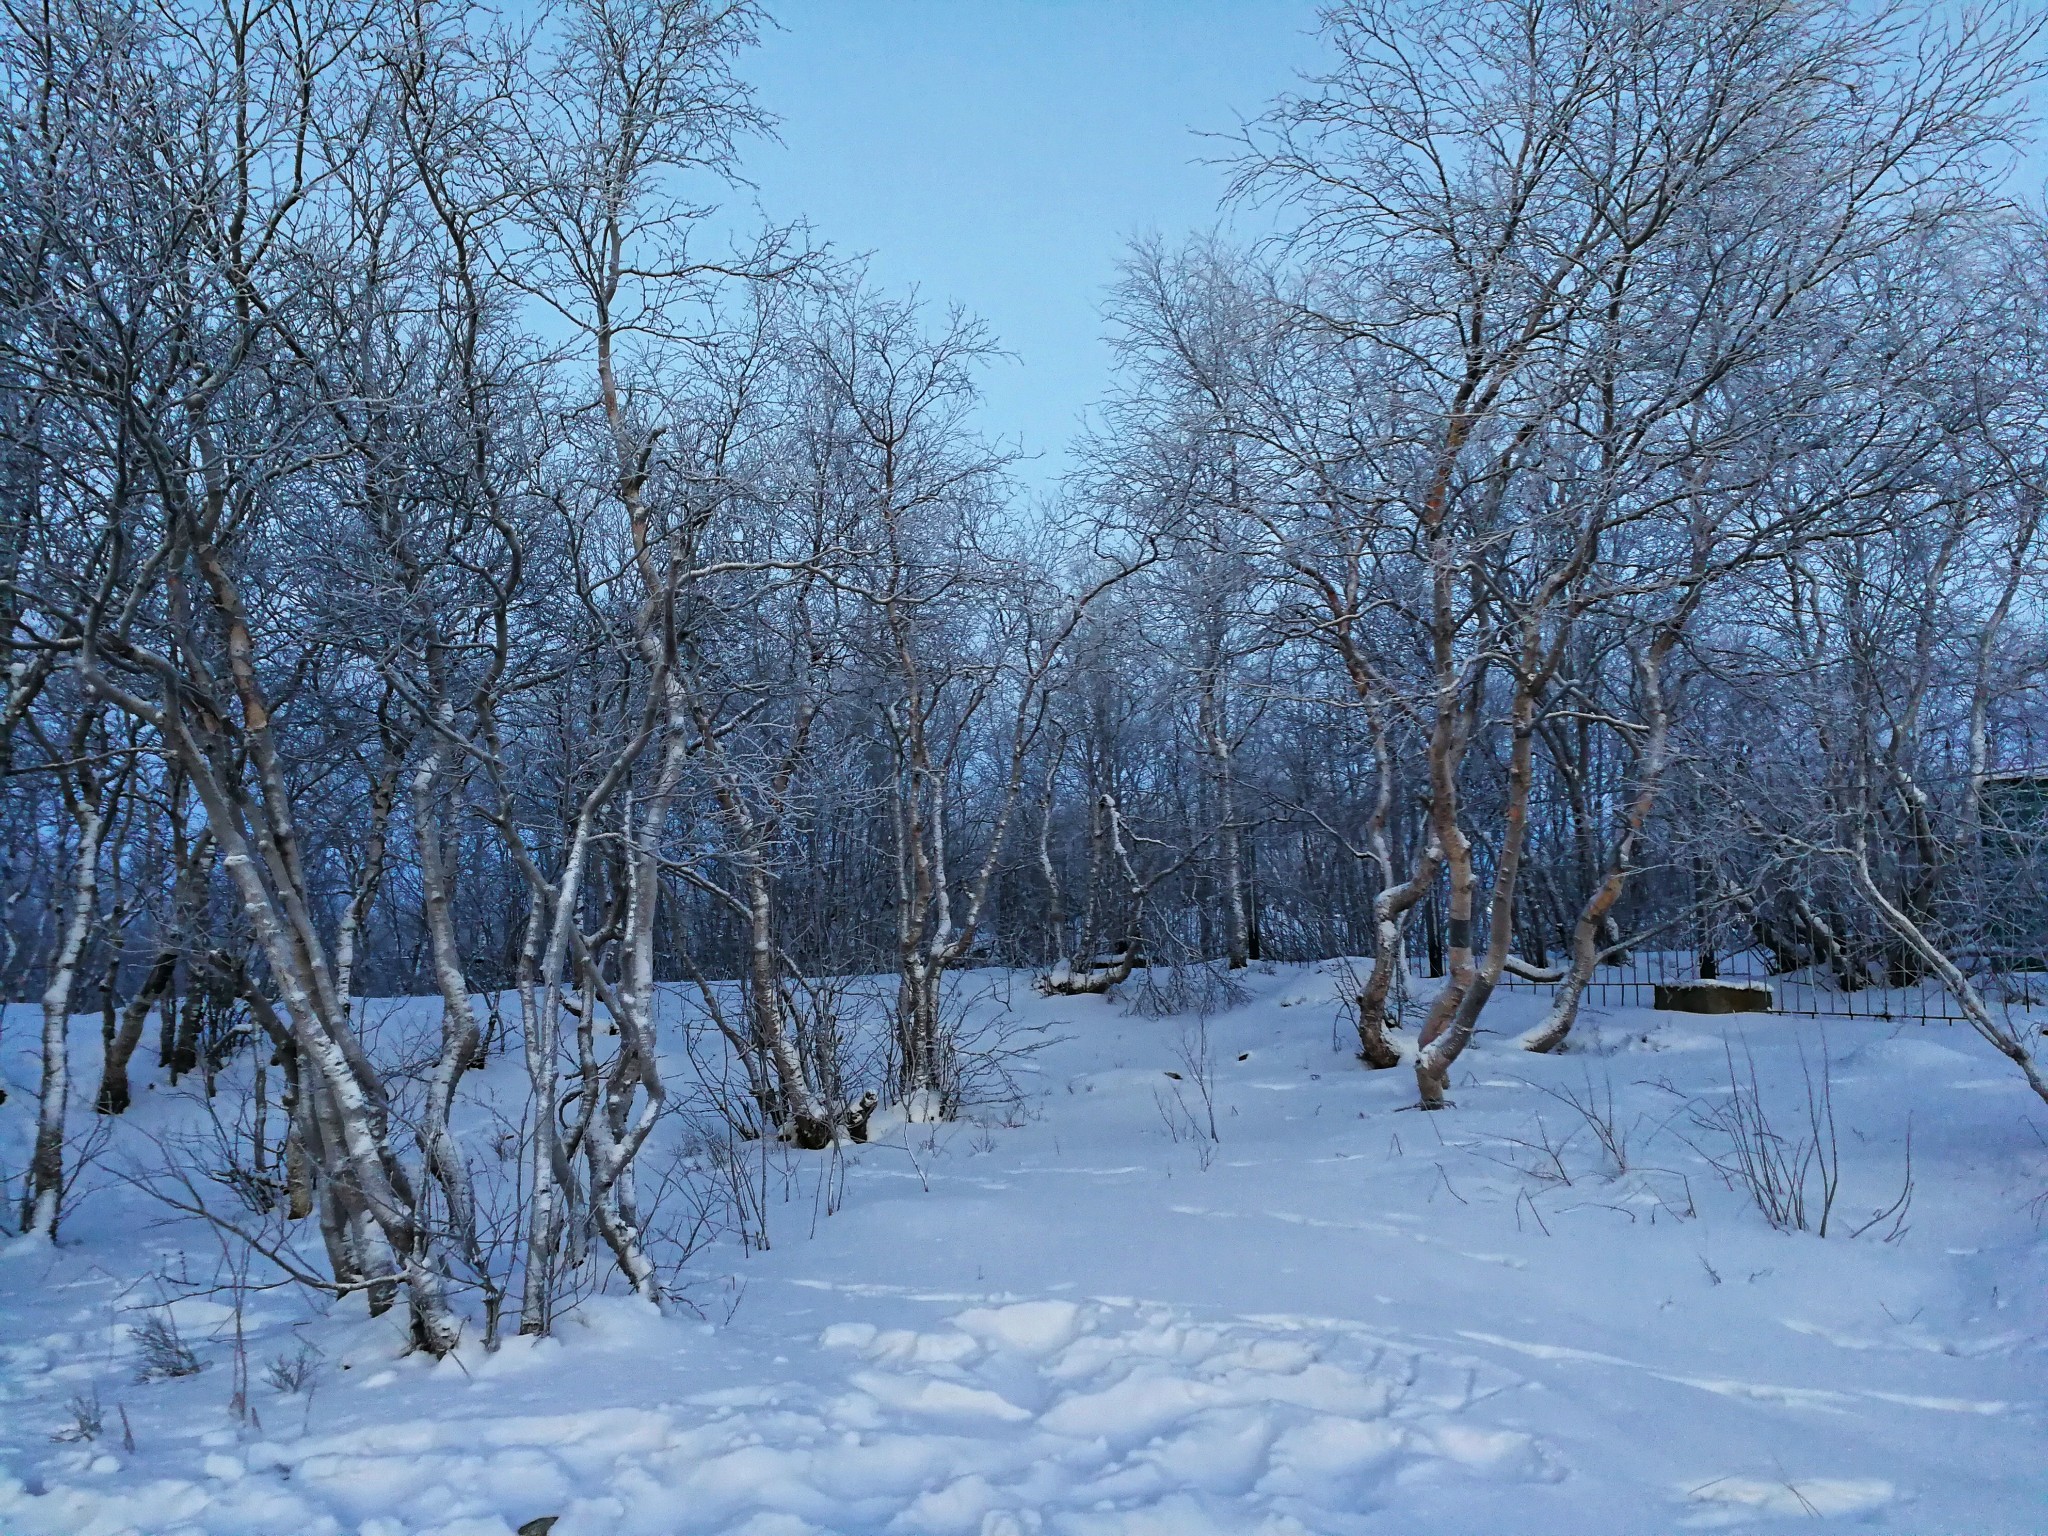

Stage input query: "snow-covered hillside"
[{"left": 2, "top": 964, "right": 2043, "bottom": 1535}]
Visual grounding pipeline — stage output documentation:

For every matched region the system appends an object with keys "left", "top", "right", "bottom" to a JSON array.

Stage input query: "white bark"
[
  {"left": 1846, "top": 829, "right": 2048, "bottom": 1107},
  {"left": 23, "top": 791, "right": 102, "bottom": 1238}
]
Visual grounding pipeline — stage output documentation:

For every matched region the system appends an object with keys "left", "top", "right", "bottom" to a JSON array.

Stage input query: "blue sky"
[{"left": 737, "top": 1, "right": 1324, "bottom": 492}]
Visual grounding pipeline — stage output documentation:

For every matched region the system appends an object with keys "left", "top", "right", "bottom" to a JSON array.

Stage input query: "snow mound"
[{"left": 0, "top": 1300, "right": 1558, "bottom": 1535}]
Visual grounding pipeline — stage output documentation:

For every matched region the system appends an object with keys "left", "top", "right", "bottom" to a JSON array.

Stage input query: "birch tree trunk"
[
  {"left": 1417, "top": 668, "right": 1537, "bottom": 1108},
  {"left": 1409, "top": 502, "right": 1484, "bottom": 1108},
  {"left": 1846, "top": 823, "right": 2048, "bottom": 1107},
  {"left": 1041, "top": 794, "right": 1148, "bottom": 996},
  {"left": 23, "top": 754, "right": 104, "bottom": 1238},
  {"left": 97, "top": 824, "right": 213, "bottom": 1114},
  {"left": 682, "top": 674, "right": 833, "bottom": 1147},
  {"left": 1355, "top": 719, "right": 1426, "bottom": 1068},
  {"left": 1523, "top": 640, "right": 1673, "bottom": 1052},
  {"left": 1198, "top": 668, "right": 1249, "bottom": 969},
  {"left": 412, "top": 696, "right": 499, "bottom": 1337}
]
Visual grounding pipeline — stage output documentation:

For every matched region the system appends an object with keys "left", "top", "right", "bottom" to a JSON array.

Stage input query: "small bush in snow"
[
  {"left": 131, "top": 1309, "right": 202, "bottom": 1382},
  {"left": 1687, "top": 1037, "right": 1841, "bottom": 1235},
  {"left": 50, "top": 1388, "right": 104, "bottom": 1442},
  {"left": 263, "top": 1342, "right": 321, "bottom": 1394},
  {"left": 1123, "top": 960, "right": 1249, "bottom": 1020}
]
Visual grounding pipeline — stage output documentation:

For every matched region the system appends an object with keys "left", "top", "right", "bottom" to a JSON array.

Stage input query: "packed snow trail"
[{"left": 1, "top": 963, "right": 2043, "bottom": 1533}]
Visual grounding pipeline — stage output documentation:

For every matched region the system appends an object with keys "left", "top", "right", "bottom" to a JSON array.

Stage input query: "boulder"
[{"left": 1654, "top": 979, "right": 1773, "bottom": 1014}]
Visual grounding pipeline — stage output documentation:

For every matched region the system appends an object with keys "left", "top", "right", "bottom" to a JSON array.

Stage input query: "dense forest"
[{"left": 4, "top": 0, "right": 2047, "bottom": 1361}]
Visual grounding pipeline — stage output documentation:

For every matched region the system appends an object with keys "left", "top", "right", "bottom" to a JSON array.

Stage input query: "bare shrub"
[
  {"left": 942, "top": 974, "right": 1059, "bottom": 1122},
  {"left": 1528, "top": 1069, "right": 1644, "bottom": 1176},
  {"left": 50, "top": 1388, "right": 104, "bottom": 1442},
  {"left": 1124, "top": 959, "right": 1249, "bottom": 1020},
  {"left": 1686, "top": 1036, "right": 1842, "bottom": 1235},
  {"left": 1488, "top": 1115, "right": 1577, "bottom": 1188},
  {"left": 263, "top": 1342, "right": 321, "bottom": 1395},
  {"left": 1155, "top": 1014, "right": 1221, "bottom": 1169},
  {"left": 130, "top": 1308, "right": 202, "bottom": 1382}
]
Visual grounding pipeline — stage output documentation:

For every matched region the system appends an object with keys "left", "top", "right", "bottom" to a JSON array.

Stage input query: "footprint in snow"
[
  {"left": 0, "top": 1303, "right": 1561, "bottom": 1536},
  {"left": 801, "top": 1298, "right": 1561, "bottom": 1530}
]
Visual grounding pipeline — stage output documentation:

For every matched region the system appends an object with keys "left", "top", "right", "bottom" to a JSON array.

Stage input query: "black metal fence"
[{"left": 1497, "top": 944, "right": 1987, "bottom": 1021}]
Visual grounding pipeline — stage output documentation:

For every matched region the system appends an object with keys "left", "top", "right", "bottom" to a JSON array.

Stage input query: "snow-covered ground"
[{"left": 1, "top": 963, "right": 2043, "bottom": 1535}]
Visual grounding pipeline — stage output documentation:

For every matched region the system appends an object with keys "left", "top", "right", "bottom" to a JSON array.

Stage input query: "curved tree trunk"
[
  {"left": 412, "top": 703, "right": 499, "bottom": 1344},
  {"left": 1356, "top": 719, "right": 1427, "bottom": 1069},
  {"left": 1418, "top": 675, "right": 1538, "bottom": 1107},
  {"left": 95, "top": 948, "right": 174, "bottom": 1115},
  {"left": 97, "top": 826, "right": 213, "bottom": 1114},
  {"left": 1524, "top": 641, "right": 1673, "bottom": 1053}
]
